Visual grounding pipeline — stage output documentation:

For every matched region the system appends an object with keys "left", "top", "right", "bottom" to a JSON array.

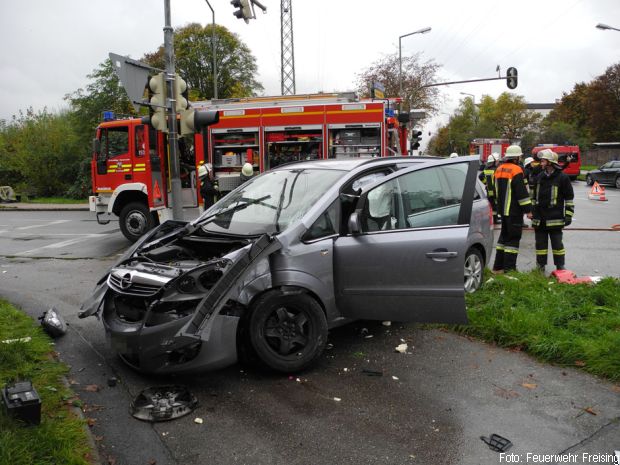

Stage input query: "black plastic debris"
[
  {"left": 107, "top": 377, "right": 118, "bottom": 387},
  {"left": 38, "top": 307, "right": 67, "bottom": 338},
  {"left": 130, "top": 386, "right": 198, "bottom": 422},
  {"left": 362, "top": 369, "right": 383, "bottom": 377},
  {"left": 2, "top": 380, "right": 41, "bottom": 425},
  {"left": 480, "top": 434, "right": 513, "bottom": 452}
]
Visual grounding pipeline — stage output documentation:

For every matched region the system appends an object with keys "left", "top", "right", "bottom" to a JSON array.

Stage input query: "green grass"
[
  {"left": 581, "top": 164, "right": 598, "bottom": 172},
  {"left": 27, "top": 197, "right": 87, "bottom": 204},
  {"left": 0, "top": 300, "right": 93, "bottom": 465},
  {"left": 461, "top": 271, "right": 620, "bottom": 381}
]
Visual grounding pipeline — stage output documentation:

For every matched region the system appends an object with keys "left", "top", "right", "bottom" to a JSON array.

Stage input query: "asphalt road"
[{"left": 0, "top": 181, "right": 619, "bottom": 465}]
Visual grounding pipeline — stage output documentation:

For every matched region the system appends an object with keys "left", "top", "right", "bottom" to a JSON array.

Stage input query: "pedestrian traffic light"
[
  {"left": 174, "top": 74, "right": 189, "bottom": 113},
  {"left": 506, "top": 67, "right": 518, "bottom": 89},
  {"left": 231, "top": 0, "right": 254, "bottom": 23},
  {"left": 146, "top": 72, "right": 168, "bottom": 133},
  {"left": 180, "top": 109, "right": 220, "bottom": 136},
  {"left": 411, "top": 130, "right": 423, "bottom": 150}
]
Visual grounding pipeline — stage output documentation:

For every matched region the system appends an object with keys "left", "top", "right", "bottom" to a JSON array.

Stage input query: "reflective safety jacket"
[
  {"left": 531, "top": 168, "right": 574, "bottom": 229},
  {"left": 479, "top": 162, "right": 498, "bottom": 214},
  {"left": 494, "top": 161, "right": 532, "bottom": 217}
]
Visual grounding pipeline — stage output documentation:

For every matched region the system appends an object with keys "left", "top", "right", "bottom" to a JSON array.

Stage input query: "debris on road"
[
  {"left": 130, "top": 386, "right": 198, "bottom": 422},
  {"left": 382, "top": 321, "right": 391, "bottom": 326},
  {"left": 38, "top": 307, "right": 67, "bottom": 338},
  {"left": 361, "top": 369, "right": 383, "bottom": 377},
  {"left": 194, "top": 417, "right": 203, "bottom": 424},
  {"left": 107, "top": 377, "right": 118, "bottom": 387},
  {"left": 333, "top": 397, "right": 341, "bottom": 402},
  {"left": 395, "top": 343, "right": 408, "bottom": 353},
  {"left": 480, "top": 433, "right": 513, "bottom": 452}
]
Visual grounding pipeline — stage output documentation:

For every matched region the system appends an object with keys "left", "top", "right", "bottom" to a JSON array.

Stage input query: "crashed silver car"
[{"left": 80, "top": 156, "right": 492, "bottom": 374}]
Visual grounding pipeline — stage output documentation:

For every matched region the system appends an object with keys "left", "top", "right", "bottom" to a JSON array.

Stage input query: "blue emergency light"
[
  {"left": 103, "top": 111, "right": 115, "bottom": 121},
  {"left": 385, "top": 109, "right": 395, "bottom": 118}
]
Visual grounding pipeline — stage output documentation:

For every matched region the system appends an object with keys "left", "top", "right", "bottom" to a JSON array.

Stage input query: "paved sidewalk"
[{"left": 0, "top": 202, "right": 89, "bottom": 211}]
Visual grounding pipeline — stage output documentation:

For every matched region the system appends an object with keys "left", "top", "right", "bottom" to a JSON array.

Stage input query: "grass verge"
[
  {"left": 0, "top": 300, "right": 93, "bottom": 465},
  {"left": 461, "top": 271, "right": 620, "bottom": 381},
  {"left": 27, "top": 197, "right": 88, "bottom": 204}
]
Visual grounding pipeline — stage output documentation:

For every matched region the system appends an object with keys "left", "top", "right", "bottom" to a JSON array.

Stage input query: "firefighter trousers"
[
  {"left": 492, "top": 215, "right": 523, "bottom": 272},
  {"left": 534, "top": 228, "right": 565, "bottom": 268}
]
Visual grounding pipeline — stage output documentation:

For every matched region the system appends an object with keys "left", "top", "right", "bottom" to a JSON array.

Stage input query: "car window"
[
  {"left": 601, "top": 162, "right": 612, "bottom": 169},
  {"left": 612, "top": 161, "right": 620, "bottom": 168},
  {"left": 360, "top": 164, "right": 469, "bottom": 233},
  {"left": 302, "top": 200, "right": 338, "bottom": 241}
]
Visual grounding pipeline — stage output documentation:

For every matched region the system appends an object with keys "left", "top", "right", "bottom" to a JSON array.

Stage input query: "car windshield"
[{"left": 200, "top": 168, "right": 346, "bottom": 236}]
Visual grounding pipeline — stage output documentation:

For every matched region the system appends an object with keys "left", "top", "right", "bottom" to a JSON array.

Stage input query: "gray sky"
[{"left": 1, "top": 0, "right": 619, "bottom": 148}]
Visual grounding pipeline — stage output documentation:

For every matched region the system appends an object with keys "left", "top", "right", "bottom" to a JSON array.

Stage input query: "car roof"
[{"left": 271, "top": 155, "right": 478, "bottom": 173}]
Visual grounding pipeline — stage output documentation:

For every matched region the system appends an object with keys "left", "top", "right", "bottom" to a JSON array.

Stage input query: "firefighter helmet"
[
  {"left": 198, "top": 163, "right": 212, "bottom": 178},
  {"left": 523, "top": 157, "right": 534, "bottom": 167},
  {"left": 489, "top": 152, "right": 500, "bottom": 162},
  {"left": 449, "top": 152, "right": 459, "bottom": 158},
  {"left": 504, "top": 145, "right": 523, "bottom": 159},
  {"left": 538, "top": 149, "right": 559, "bottom": 166},
  {"left": 241, "top": 163, "right": 253, "bottom": 177}
]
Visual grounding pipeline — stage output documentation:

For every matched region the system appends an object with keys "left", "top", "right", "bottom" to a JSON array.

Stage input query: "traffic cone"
[{"left": 588, "top": 181, "right": 608, "bottom": 201}]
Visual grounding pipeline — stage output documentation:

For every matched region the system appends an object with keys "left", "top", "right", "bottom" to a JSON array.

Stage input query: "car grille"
[{"left": 108, "top": 273, "right": 163, "bottom": 297}]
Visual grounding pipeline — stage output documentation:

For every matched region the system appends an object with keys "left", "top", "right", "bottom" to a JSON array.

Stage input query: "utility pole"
[
  {"left": 280, "top": 0, "right": 295, "bottom": 95},
  {"left": 163, "top": 0, "right": 183, "bottom": 221}
]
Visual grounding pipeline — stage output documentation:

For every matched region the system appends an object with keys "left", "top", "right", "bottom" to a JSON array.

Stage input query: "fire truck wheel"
[
  {"left": 119, "top": 202, "right": 154, "bottom": 242},
  {"left": 249, "top": 291, "right": 327, "bottom": 373}
]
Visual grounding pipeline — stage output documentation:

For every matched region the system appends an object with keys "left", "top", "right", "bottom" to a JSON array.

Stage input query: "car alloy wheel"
[
  {"left": 615, "top": 176, "right": 620, "bottom": 189},
  {"left": 586, "top": 174, "right": 593, "bottom": 186},
  {"left": 464, "top": 248, "right": 484, "bottom": 293}
]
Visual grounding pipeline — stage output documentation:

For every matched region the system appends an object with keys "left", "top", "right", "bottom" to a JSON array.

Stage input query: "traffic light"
[
  {"left": 506, "top": 67, "right": 518, "bottom": 89},
  {"left": 180, "top": 110, "right": 220, "bottom": 136},
  {"left": 146, "top": 72, "right": 168, "bottom": 133},
  {"left": 174, "top": 74, "right": 189, "bottom": 113},
  {"left": 231, "top": 0, "right": 254, "bottom": 23},
  {"left": 411, "top": 130, "right": 423, "bottom": 150}
]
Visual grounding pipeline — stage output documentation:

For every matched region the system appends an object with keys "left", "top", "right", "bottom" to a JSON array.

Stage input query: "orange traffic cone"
[{"left": 588, "top": 181, "right": 608, "bottom": 201}]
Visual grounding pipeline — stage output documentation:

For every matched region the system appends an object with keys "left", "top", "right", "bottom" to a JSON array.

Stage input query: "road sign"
[{"left": 109, "top": 53, "right": 159, "bottom": 112}]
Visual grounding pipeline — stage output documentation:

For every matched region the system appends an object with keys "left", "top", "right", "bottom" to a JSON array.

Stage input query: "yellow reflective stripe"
[
  {"left": 536, "top": 249, "right": 548, "bottom": 255},
  {"left": 505, "top": 183, "right": 512, "bottom": 216},
  {"left": 496, "top": 245, "right": 505, "bottom": 251},
  {"left": 566, "top": 211, "right": 574, "bottom": 217},
  {"left": 504, "top": 248, "right": 519, "bottom": 254},
  {"left": 552, "top": 249, "right": 566, "bottom": 255},
  {"left": 551, "top": 185, "right": 558, "bottom": 206},
  {"left": 134, "top": 168, "right": 146, "bottom": 172},
  {"left": 532, "top": 219, "right": 541, "bottom": 226},
  {"left": 546, "top": 220, "right": 565, "bottom": 226},
  {"left": 518, "top": 197, "right": 531, "bottom": 206},
  {"left": 565, "top": 201, "right": 574, "bottom": 206}
]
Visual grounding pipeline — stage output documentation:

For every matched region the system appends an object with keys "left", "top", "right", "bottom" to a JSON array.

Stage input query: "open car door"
[{"left": 333, "top": 157, "right": 479, "bottom": 324}]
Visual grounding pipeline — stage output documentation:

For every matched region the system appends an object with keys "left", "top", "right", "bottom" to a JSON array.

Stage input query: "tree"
[
  {"left": 355, "top": 52, "right": 441, "bottom": 117},
  {"left": 144, "top": 23, "right": 263, "bottom": 100}
]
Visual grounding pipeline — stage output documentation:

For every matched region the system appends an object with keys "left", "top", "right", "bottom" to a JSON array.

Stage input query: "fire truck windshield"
[{"left": 201, "top": 168, "right": 347, "bottom": 236}]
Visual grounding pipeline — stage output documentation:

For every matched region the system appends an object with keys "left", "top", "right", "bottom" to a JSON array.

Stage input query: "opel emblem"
[{"left": 119, "top": 272, "right": 133, "bottom": 290}]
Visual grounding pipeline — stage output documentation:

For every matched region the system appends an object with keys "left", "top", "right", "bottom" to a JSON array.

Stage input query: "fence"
[{"left": 582, "top": 148, "right": 620, "bottom": 167}]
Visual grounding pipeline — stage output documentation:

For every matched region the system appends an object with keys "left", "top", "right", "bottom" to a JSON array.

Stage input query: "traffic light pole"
[{"left": 163, "top": 0, "right": 183, "bottom": 221}]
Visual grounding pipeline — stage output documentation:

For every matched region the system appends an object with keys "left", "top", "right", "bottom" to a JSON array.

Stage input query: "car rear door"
[{"left": 333, "top": 158, "right": 478, "bottom": 324}]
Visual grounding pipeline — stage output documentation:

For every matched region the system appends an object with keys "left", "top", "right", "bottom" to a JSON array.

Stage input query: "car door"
[{"left": 333, "top": 158, "right": 478, "bottom": 324}]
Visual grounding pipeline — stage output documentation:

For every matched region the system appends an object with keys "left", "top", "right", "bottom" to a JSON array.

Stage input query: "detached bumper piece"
[
  {"left": 2, "top": 381, "right": 42, "bottom": 425},
  {"left": 130, "top": 385, "right": 198, "bottom": 422}
]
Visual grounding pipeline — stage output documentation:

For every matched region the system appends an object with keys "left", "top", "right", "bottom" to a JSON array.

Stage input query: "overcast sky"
[{"left": 1, "top": 0, "right": 618, "bottom": 148}]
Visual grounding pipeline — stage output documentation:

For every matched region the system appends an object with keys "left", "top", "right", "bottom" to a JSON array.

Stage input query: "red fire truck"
[
  {"left": 89, "top": 93, "right": 407, "bottom": 241},
  {"left": 531, "top": 144, "right": 581, "bottom": 180},
  {"left": 469, "top": 138, "right": 511, "bottom": 164}
]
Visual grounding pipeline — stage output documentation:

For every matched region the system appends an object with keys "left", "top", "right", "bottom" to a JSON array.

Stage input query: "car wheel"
[
  {"left": 464, "top": 247, "right": 484, "bottom": 293},
  {"left": 119, "top": 202, "right": 154, "bottom": 243},
  {"left": 249, "top": 291, "right": 327, "bottom": 373},
  {"left": 586, "top": 174, "right": 593, "bottom": 186},
  {"left": 615, "top": 176, "right": 620, "bottom": 189}
]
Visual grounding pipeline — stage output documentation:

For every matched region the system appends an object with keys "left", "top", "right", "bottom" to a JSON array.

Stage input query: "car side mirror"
[
  {"left": 348, "top": 211, "right": 362, "bottom": 235},
  {"left": 92, "top": 138, "right": 101, "bottom": 156}
]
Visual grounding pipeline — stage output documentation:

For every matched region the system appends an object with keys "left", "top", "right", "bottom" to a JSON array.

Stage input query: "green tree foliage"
[
  {"left": 0, "top": 108, "right": 83, "bottom": 196},
  {"left": 143, "top": 23, "right": 263, "bottom": 99},
  {"left": 355, "top": 52, "right": 441, "bottom": 116}
]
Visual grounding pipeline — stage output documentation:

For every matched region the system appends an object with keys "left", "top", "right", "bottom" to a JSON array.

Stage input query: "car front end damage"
[{"left": 79, "top": 220, "right": 280, "bottom": 374}]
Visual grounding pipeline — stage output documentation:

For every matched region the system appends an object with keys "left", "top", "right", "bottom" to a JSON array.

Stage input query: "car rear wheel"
[
  {"left": 119, "top": 201, "right": 154, "bottom": 243},
  {"left": 464, "top": 247, "right": 484, "bottom": 293},
  {"left": 249, "top": 291, "right": 327, "bottom": 373},
  {"left": 586, "top": 174, "right": 594, "bottom": 186},
  {"left": 615, "top": 176, "right": 620, "bottom": 189}
]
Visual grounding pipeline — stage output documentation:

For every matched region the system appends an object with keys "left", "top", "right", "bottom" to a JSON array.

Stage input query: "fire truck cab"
[
  {"left": 469, "top": 138, "right": 511, "bottom": 164},
  {"left": 531, "top": 144, "right": 581, "bottom": 180},
  {"left": 90, "top": 94, "right": 407, "bottom": 242}
]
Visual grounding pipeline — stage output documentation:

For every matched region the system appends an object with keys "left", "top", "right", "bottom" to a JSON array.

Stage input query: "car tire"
[
  {"left": 586, "top": 174, "right": 593, "bottom": 186},
  {"left": 119, "top": 201, "right": 154, "bottom": 243},
  {"left": 249, "top": 290, "right": 327, "bottom": 373},
  {"left": 615, "top": 176, "right": 620, "bottom": 189},
  {"left": 464, "top": 247, "right": 484, "bottom": 293}
]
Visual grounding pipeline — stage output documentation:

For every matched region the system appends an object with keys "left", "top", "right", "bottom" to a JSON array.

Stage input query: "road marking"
[
  {"left": 15, "top": 234, "right": 110, "bottom": 256},
  {"left": 16, "top": 220, "right": 71, "bottom": 230}
]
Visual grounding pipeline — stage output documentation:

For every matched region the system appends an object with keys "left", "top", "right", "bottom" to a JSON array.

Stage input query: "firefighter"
[
  {"left": 240, "top": 162, "right": 254, "bottom": 184},
  {"left": 198, "top": 163, "right": 219, "bottom": 212},
  {"left": 523, "top": 156, "right": 541, "bottom": 193},
  {"left": 531, "top": 149, "right": 575, "bottom": 272},
  {"left": 491, "top": 145, "right": 533, "bottom": 273},
  {"left": 449, "top": 152, "right": 459, "bottom": 158},
  {"left": 479, "top": 152, "right": 500, "bottom": 223}
]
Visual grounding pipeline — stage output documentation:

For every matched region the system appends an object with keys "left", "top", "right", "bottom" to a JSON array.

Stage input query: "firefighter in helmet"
[
  {"left": 198, "top": 163, "right": 219, "bottom": 212},
  {"left": 491, "top": 145, "right": 532, "bottom": 273},
  {"left": 531, "top": 149, "right": 574, "bottom": 272},
  {"left": 449, "top": 152, "right": 459, "bottom": 158},
  {"left": 240, "top": 162, "right": 254, "bottom": 184},
  {"left": 479, "top": 152, "right": 501, "bottom": 224}
]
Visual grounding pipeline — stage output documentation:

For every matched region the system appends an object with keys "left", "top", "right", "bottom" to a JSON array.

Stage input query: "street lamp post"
[
  {"left": 205, "top": 0, "right": 218, "bottom": 99},
  {"left": 596, "top": 23, "right": 620, "bottom": 32},
  {"left": 399, "top": 27, "right": 431, "bottom": 103},
  {"left": 460, "top": 92, "right": 475, "bottom": 106}
]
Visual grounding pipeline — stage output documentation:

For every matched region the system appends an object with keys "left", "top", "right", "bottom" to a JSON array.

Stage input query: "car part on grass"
[
  {"left": 2, "top": 380, "right": 41, "bottom": 425},
  {"left": 480, "top": 433, "right": 512, "bottom": 452},
  {"left": 551, "top": 269, "right": 603, "bottom": 285},
  {"left": 130, "top": 386, "right": 198, "bottom": 422},
  {"left": 39, "top": 307, "right": 67, "bottom": 338}
]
